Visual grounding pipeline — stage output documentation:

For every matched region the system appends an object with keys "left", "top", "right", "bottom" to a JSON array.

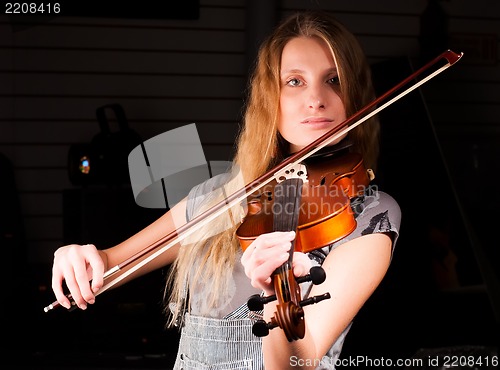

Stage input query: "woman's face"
[{"left": 278, "top": 36, "right": 347, "bottom": 153}]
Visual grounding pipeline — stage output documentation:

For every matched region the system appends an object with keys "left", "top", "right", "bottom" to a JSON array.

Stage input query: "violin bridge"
[{"left": 274, "top": 163, "right": 308, "bottom": 184}]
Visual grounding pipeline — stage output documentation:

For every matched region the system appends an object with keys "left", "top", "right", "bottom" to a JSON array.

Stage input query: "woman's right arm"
[{"left": 51, "top": 198, "right": 188, "bottom": 310}]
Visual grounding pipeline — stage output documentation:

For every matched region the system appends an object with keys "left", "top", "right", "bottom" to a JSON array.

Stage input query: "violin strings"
[{"left": 273, "top": 178, "right": 304, "bottom": 301}]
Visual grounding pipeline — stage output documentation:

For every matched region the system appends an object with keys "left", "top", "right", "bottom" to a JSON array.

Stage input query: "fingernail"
[
  {"left": 79, "top": 303, "right": 87, "bottom": 310},
  {"left": 88, "top": 298, "right": 95, "bottom": 304}
]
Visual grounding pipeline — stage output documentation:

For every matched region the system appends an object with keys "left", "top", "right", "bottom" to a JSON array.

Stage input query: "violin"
[
  {"left": 43, "top": 50, "right": 463, "bottom": 340},
  {"left": 236, "top": 148, "right": 373, "bottom": 341}
]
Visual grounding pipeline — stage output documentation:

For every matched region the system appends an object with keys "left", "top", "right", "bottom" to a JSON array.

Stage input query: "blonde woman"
[{"left": 51, "top": 11, "right": 401, "bottom": 370}]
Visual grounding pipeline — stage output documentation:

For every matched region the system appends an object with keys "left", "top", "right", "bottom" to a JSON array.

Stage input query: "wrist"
[{"left": 98, "top": 249, "right": 109, "bottom": 271}]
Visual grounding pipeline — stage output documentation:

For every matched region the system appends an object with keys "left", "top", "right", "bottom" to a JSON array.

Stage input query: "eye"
[
  {"left": 328, "top": 76, "right": 340, "bottom": 85},
  {"left": 286, "top": 78, "right": 303, "bottom": 87}
]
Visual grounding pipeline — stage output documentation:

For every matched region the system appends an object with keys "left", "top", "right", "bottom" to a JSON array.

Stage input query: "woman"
[{"left": 51, "top": 11, "right": 401, "bottom": 369}]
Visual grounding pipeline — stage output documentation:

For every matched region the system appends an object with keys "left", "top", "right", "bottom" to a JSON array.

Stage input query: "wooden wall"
[
  {"left": 1, "top": 0, "right": 498, "bottom": 269},
  {"left": 1, "top": 0, "right": 499, "bottom": 363}
]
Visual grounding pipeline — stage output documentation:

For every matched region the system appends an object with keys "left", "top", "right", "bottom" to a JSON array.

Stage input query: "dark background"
[{"left": 1, "top": 0, "right": 499, "bottom": 368}]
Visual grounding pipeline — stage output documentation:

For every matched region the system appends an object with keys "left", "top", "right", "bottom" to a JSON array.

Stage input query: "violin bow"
[{"left": 44, "top": 49, "right": 463, "bottom": 313}]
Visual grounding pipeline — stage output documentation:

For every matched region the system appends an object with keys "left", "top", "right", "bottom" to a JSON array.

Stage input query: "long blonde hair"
[{"left": 165, "top": 10, "right": 380, "bottom": 327}]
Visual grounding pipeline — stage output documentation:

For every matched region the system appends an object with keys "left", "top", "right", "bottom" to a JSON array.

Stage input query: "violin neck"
[{"left": 273, "top": 178, "right": 303, "bottom": 266}]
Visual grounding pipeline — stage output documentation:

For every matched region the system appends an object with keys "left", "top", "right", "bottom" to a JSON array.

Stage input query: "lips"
[{"left": 301, "top": 117, "right": 333, "bottom": 124}]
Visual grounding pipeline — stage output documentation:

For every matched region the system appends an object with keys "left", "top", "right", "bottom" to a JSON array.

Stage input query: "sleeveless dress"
[{"left": 173, "top": 173, "right": 401, "bottom": 370}]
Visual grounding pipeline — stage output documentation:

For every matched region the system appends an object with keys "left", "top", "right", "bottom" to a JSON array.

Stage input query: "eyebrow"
[{"left": 280, "top": 67, "right": 338, "bottom": 76}]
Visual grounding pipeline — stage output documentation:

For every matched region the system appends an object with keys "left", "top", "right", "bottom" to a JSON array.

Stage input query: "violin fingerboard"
[{"left": 273, "top": 178, "right": 303, "bottom": 261}]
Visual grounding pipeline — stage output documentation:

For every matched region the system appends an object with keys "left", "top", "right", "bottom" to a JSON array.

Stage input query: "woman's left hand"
[{"left": 241, "top": 230, "right": 312, "bottom": 295}]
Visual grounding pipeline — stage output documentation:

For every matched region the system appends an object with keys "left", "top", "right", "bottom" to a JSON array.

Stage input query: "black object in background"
[
  {"left": 68, "top": 103, "right": 142, "bottom": 186},
  {"left": 339, "top": 57, "right": 496, "bottom": 360}
]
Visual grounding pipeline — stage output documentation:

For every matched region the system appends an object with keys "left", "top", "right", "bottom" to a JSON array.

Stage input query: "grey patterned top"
[{"left": 183, "top": 172, "right": 401, "bottom": 369}]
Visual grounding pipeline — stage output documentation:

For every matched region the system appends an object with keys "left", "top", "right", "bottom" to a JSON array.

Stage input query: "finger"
[
  {"left": 247, "top": 251, "right": 289, "bottom": 288},
  {"left": 51, "top": 266, "right": 72, "bottom": 310},
  {"left": 248, "top": 259, "right": 286, "bottom": 295},
  {"left": 240, "top": 242, "right": 254, "bottom": 264},
  {"left": 52, "top": 245, "right": 86, "bottom": 309},
  {"left": 242, "top": 241, "right": 288, "bottom": 277},
  {"left": 292, "top": 252, "right": 312, "bottom": 277},
  {"left": 241, "top": 230, "right": 294, "bottom": 264},
  {"left": 254, "top": 231, "right": 295, "bottom": 251},
  {"left": 66, "top": 248, "right": 95, "bottom": 308},
  {"left": 81, "top": 244, "right": 105, "bottom": 294}
]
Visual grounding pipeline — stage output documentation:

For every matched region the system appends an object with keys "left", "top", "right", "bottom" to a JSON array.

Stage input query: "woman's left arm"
[{"left": 245, "top": 232, "right": 393, "bottom": 370}]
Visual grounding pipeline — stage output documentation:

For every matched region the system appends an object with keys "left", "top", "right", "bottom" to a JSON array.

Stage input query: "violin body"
[{"left": 236, "top": 152, "right": 372, "bottom": 253}]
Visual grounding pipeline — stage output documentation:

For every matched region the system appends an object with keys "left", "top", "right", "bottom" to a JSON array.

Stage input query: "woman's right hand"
[{"left": 51, "top": 243, "right": 106, "bottom": 310}]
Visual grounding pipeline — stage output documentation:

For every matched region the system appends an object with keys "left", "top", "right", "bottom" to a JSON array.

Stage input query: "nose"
[
  {"left": 308, "top": 85, "right": 326, "bottom": 110},
  {"left": 309, "top": 99, "right": 325, "bottom": 110}
]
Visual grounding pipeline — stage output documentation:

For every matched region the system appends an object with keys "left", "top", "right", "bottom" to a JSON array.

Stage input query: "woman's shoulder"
[
  {"left": 366, "top": 189, "right": 401, "bottom": 215},
  {"left": 355, "top": 187, "right": 401, "bottom": 240},
  {"left": 186, "top": 172, "right": 233, "bottom": 221},
  {"left": 188, "top": 172, "right": 232, "bottom": 197}
]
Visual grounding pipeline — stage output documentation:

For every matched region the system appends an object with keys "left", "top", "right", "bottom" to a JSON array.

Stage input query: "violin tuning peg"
[
  {"left": 247, "top": 293, "right": 277, "bottom": 311},
  {"left": 299, "top": 292, "right": 331, "bottom": 307},
  {"left": 252, "top": 319, "right": 279, "bottom": 337},
  {"left": 309, "top": 266, "right": 326, "bottom": 285},
  {"left": 252, "top": 320, "right": 270, "bottom": 337},
  {"left": 296, "top": 266, "right": 326, "bottom": 285}
]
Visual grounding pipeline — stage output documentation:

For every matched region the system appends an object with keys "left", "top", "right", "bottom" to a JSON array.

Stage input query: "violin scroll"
[
  {"left": 251, "top": 292, "right": 330, "bottom": 339},
  {"left": 247, "top": 265, "right": 331, "bottom": 341}
]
